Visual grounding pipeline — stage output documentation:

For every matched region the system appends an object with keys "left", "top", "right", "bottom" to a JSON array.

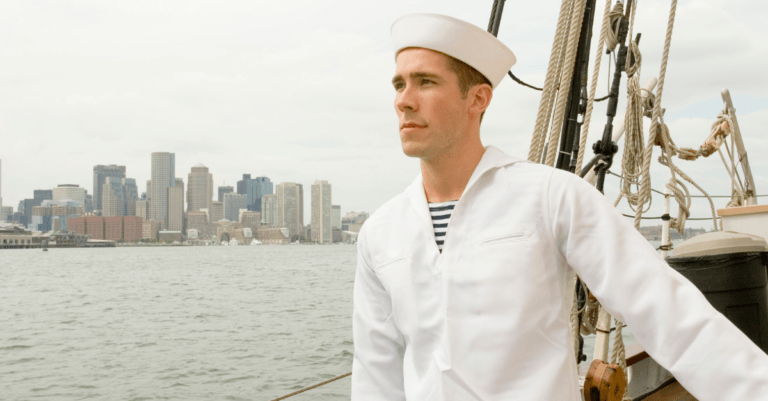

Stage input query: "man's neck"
[{"left": 421, "top": 140, "right": 486, "bottom": 203}]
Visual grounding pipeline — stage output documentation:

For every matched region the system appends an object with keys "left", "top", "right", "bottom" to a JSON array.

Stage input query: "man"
[{"left": 351, "top": 13, "right": 768, "bottom": 400}]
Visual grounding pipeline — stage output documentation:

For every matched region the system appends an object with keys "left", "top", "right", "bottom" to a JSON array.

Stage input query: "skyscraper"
[
  {"left": 167, "top": 179, "right": 184, "bottom": 232},
  {"left": 311, "top": 180, "right": 332, "bottom": 243},
  {"left": 123, "top": 178, "right": 138, "bottom": 216},
  {"left": 261, "top": 194, "right": 278, "bottom": 226},
  {"left": 224, "top": 193, "right": 247, "bottom": 222},
  {"left": 187, "top": 164, "right": 213, "bottom": 212},
  {"left": 150, "top": 152, "right": 175, "bottom": 229},
  {"left": 276, "top": 182, "right": 304, "bottom": 239},
  {"left": 237, "top": 174, "right": 251, "bottom": 195},
  {"left": 331, "top": 205, "right": 341, "bottom": 229},
  {"left": 210, "top": 201, "right": 224, "bottom": 223},
  {"left": 102, "top": 177, "right": 126, "bottom": 217},
  {"left": 246, "top": 176, "right": 273, "bottom": 212},
  {"left": 93, "top": 165, "right": 126, "bottom": 213},
  {"left": 218, "top": 186, "right": 234, "bottom": 202}
]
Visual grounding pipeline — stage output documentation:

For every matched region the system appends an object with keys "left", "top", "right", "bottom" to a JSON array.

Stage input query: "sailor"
[{"left": 351, "top": 13, "right": 768, "bottom": 400}]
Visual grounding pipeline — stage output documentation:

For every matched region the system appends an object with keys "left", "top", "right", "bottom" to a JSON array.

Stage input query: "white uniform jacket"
[{"left": 351, "top": 146, "right": 768, "bottom": 400}]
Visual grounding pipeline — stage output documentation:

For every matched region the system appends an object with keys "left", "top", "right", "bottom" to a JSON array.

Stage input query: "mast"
[
  {"left": 555, "top": 0, "right": 599, "bottom": 173},
  {"left": 721, "top": 89, "right": 757, "bottom": 205}
]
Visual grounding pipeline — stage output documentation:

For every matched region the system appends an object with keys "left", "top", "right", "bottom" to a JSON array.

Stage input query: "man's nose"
[{"left": 395, "top": 85, "right": 417, "bottom": 113}]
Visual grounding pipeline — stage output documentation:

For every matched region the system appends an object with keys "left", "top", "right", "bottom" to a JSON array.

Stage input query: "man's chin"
[{"left": 401, "top": 144, "right": 428, "bottom": 159}]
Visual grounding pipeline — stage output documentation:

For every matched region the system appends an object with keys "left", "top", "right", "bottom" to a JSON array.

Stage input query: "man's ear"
[{"left": 468, "top": 84, "right": 493, "bottom": 119}]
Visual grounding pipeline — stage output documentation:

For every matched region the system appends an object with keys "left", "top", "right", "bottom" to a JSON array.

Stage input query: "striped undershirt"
[{"left": 429, "top": 200, "right": 458, "bottom": 253}]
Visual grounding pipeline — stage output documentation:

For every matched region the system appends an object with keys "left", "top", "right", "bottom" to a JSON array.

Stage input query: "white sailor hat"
[{"left": 391, "top": 13, "right": 516, "bottom": 89}]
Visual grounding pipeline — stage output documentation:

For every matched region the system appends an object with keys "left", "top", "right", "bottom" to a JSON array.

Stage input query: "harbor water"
[{"left": 1, "top": 244, "right": 642, "bottom": 400}]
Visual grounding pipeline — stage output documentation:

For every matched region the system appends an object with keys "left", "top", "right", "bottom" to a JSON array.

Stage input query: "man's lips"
[{"left": 400, "top": 122, "right": 427, "bottom": 130}]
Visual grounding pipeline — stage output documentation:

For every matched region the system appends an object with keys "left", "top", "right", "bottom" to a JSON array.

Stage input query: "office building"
[
  {"left": 31, "top": 199, "right": 83, "bottom": 232},
  {"left": 168, "top": 179, "right": 184, "bottom": 232},
  {"left": 142, "top": 220, "right": 161, "bottom": 240},
  {"left": 311, "top": 180, "right": 332, "bottom": 243},
  {"left": 84, "top": 193, "right": 93, "bottom": 213},
  {"left": 93, "top": 165, "right": 126, "bottom": 213},
  {"left": 218, "top": 186, "right": 234, "bottom": 202},
  {"left": 276, "top": 182, "right": 304, "bottom": 239},
  {"left": 237, "top": 174, "right": 251, "bottom": 195},
  {"left": 187, "top": 164, "right": 213, "bottom": 212},
  {"left": 246, "top": 176, "right": 273, "bottom": 212},
  {"left": 52, "top": 184, "right": 86, "bottom": 205},
  {"left": 187, "top": 210, "right": 215, "bottom": 240},
  {"left": 261, "top": 194, "right": 278, "bottom": 226},
  {"left": 224, "top": 193, "right": 247, "bottom": 222},
  {"left": 135, "top": 200, "right": 148, "bottom": 220},
  {"left": 102, "top": 177, "right": 126, "bottom": 217},
  {"left": 331, "top": 205, "right": 341, "bottom": 229},
  {"left": 209, "top": 201, "right": 224, "bottom": 223},
  {"left": 149, "top": 152, "right": 175, "bottom": 228},
  {"left": 123, "top": 178, "right": 139, "bottom": 216},
  {"left": 240, "top": 211, "right": 261, "bottom": 233},
  {"left": 0, "top": 206, "right": 12, "bottom": 222}
]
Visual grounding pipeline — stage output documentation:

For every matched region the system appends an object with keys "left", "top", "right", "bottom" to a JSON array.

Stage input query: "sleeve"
[
  {"left": 546, "top": 169, "right": 768, "bottom": 400},
  {"left": 351, "top": 225, "right": 406, "bottom": 400}
]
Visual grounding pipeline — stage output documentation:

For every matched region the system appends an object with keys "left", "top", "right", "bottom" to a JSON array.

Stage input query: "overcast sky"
[{"left": 1, "top": 0, "right": 766, "bottom": 229}]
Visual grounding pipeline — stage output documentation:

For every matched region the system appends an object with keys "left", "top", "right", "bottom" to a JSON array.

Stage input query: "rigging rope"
[
  {"left": 529, "top": 0, "right": 575, "bottom": 162},
  {"left": 545, "top": 0, "right": 589, "bottom": 167}
]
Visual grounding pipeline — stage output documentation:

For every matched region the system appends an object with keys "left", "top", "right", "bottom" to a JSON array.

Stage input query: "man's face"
[{"left": 392, "top": 48, "right": 471, "bottom": 160}]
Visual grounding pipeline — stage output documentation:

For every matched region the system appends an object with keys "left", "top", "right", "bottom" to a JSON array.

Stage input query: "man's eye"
[
  {"left": 393, "top": 82, "right": 404, "bottom": 90},
  {"left": 421, "top": 79, "right": 434, "bottom": 85}
]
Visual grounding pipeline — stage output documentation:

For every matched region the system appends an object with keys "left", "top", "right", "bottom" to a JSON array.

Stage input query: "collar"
[{"left": 405, "top": 145, "right": 525, "bottom": 236}]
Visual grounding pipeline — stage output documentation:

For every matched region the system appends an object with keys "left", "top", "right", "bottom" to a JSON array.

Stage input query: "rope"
[
  {"left": 575, "top": 0, "right": 614, "bottom": 173},
  {"left": 604, "top": 2, "right": 626, "bottom": 52},
  {"left": 269, "top": 372, "right": 352, "bottom": 401},
  {"left": 529, "top": 0, "right": 575, "bottom": 162},
  {"left": 636, "top": 0, "right": 677, "bottom": 232},
  {"left": 545, "top": 0, "right": 589, "bottom": 167}
]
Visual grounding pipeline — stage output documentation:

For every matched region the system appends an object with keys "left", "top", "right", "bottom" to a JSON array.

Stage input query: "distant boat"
[
  {"left": 221, "top": 241, "right": 228, "bottom": 246},
  {"left": 229, "top": 239, "right": 238, "bottom": 246},
  {"left": 250, "top": 239, "right": 262, "bottom": 245}
]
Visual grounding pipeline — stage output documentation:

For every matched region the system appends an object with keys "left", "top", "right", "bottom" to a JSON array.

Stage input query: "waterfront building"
[
  {"left": 240, "top": 211, "right": 261, "bottom": 234},
  {"left": 224, "top": 193, "right": 247, "bottom": 222},
  {"left": 52, "top": 184, "right": 86, "bottom": 205},
  {"left": 331, "top": 205, "right": 341, "bottom": 229},
  {"left": 218, "top": 186, "right": 234, "bottom": 202},
  {"left": 31, "top": 200, "right": 83, "bottom": 232},
  {"left": 168, "top": 180, "right": 185, "bottom": 232},
  {"left": 261, "top": 194, "right": 278, "bottom": 226},
  {"left": 257, "top": 226, "right": 290, "bottom": 245},
  {"left": 187, "top": 210, "right": 215, "bottom": 240},
  {"left": 237, "top": 174, "right": 251, "bottom": 195},
  {"left": 149, "top": 152, "right": 175, "bottom": 229},
  {"left": 246, "top": 176, "right": 273, "bottom": 212},
  {"left": 68, "top": 215, "right": 142, "bottom": 242},
  {"left": 210, "top": 201, "right": 224, "bottom": 223},
  {"left": 135, "top": 200, "right": 148, "bottom": 220},
  {"left": 276, "top": 182, "right": 304, "bottom": 239},
  {"left": 233, "top": 227, "right": 254, "bottom": 244},
  {"left": 159, "top": 231, "right": 182, "bottom": 243},
  {"left": 93, "top": 165, "right": 126, "bottom": 214},
  {"left": 142, "top": 220, "right": 161, "bottom": 240},
  {"left": 216, "top": 220, "right": 238, "bottom": 243},
  {"left": 311, "top": 180, "right": 332, "bottom": 243},
  {"left": 187, "top": 164, "right": 213, "bottom": 212},
  {"left": 0, "top": 225, "right": 49, "bottom": 249}
]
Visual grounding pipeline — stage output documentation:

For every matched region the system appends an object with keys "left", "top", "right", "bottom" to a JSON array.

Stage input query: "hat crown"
[{"left": 391, "top": 13, "right": 516, "bottom": 89}]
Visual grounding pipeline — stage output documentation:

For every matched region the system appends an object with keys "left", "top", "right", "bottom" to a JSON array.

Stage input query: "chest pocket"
[
  {"left": 374, "top": 255, "right": 412, "bottom": 292},
  {"left": 479, "top": 231, "right": 528, "bottom": 247}
]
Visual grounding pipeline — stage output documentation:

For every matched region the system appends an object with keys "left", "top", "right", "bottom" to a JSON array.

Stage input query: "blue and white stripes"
[{"left": 429, "top": 200, "right": 458, "bottom": 252}]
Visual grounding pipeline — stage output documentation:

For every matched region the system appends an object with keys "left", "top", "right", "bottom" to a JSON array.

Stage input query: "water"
[
  {"left": 1, "top": 244, "right": 658, "bottom": 400},
  {"left": 1, "top": 246, "right": 356, "bottom": 401}
]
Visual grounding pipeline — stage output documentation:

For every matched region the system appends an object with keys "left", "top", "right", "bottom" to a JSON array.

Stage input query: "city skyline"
[{"left": 1, "top": 1, "right": 767, "bottom": 230}]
